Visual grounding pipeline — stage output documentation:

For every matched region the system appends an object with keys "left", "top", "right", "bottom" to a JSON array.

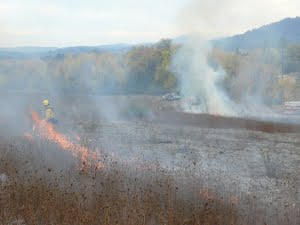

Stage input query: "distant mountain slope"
[
  {"left": 0, "top": 47, "right": 57, "bottom": 53},
  {"left": 0, "top": 47, "right": 57, "bottom": 59},
  {"left": 0, "top": 44, "right": 132, "bottom": 59},
  {"left": 53, "top": 44, "right": 132, "bottom": 54},
  {"left": 214, "top": 17, "right": 300, "bottom": 50}
]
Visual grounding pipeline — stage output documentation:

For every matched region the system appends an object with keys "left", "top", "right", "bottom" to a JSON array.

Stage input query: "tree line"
[
  {"left": 0, "top": 39, "right": 176, "bottom": 95},
  {"left": 0, "top": 39, "right": 299, "bottom": 102}
]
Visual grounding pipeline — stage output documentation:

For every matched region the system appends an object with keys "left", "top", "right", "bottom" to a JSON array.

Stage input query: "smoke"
[
  {"left": 170, "top": 36, "right": 284, "bottom": 119},
  {"left": 171, "top": 35, "right": 236, "bottom": 116},
  {"left": 172, "top": 0, "right": 300, "bottom": 120}
]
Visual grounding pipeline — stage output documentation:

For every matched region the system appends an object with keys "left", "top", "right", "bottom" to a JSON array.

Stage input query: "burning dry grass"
[
  {"left": 0, "top": 137, "right": 242, "bottom": 225},
  {"left": 30, "top": 111, "right": 104, "bottom": 170},
  {"left": 0, "top": 115, "right": 299, "bottom": 225},
  {"left": 1, "top": 137, "right": 299, "bottom": 225}
]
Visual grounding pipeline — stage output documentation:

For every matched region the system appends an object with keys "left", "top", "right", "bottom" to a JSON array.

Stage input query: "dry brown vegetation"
[
  {"left": 0, "top": 137, "right": 242, "bottom": 225},
  {"left": 0, "top": 111, "right": 300, "bottom": 225}
]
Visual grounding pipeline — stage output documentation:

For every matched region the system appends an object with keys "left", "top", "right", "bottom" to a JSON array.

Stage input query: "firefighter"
[{"left": 42, "top": 99, "right": 57, "bottom": 124}]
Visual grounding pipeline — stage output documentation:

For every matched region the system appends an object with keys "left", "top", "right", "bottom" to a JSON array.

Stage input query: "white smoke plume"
[
  {"left": 171, "top": 0, "right": 300, "bottom": 120},
  {"left": 172, "top": 35, "right": 236, "bottom": 116}
]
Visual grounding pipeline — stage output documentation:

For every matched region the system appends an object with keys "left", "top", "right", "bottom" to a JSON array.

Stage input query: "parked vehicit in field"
[
  {"left": 162, "top": 92, "right": 181, "bottom": 101},
  {"left": 284, "top": 101, "right": 300, "bottom": 114}
]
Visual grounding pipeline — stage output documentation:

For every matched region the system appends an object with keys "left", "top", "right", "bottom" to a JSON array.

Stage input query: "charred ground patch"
[
  {"left": 0, "top": 114, "right": 299, "bottom": 225},
  {"left": 0, "top": 137, "right": 240, "bottom": 225},
  {"left": 0, "top": 95, "right": 299, "bottom": 224}
]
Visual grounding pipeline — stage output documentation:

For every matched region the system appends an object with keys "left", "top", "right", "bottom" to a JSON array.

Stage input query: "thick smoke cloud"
[
  {"left": 171, "top": 35, "right": 236, "bottom": 115},
  {"left": 171, "top": 36, "right": 283, "bottom": 118},
  {"left": 172, "top": 0, "right": 300, "bottom": 119}
]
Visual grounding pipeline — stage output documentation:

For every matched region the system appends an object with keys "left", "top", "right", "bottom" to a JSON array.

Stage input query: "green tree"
[
  {"left": 154, "top": 39, "right": 177, "bottom": 90},
  {"left": 125, "top": 46, "right": 161, "bottom": 93},
  {"left": 285, "top": 44, "right": 300, "bottom": 73}
]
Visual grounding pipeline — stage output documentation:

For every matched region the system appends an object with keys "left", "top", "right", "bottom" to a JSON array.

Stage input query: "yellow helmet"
[{"left": 43, "top": 99, "right": 49, "bottom": 106}]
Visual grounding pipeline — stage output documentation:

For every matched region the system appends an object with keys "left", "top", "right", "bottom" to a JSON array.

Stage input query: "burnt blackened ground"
[
  {"left": 0, "top": 94, "right": 300, "bottom": 224},
  {"left": 0, "top": 137, "right": 240, "bottom": 225},
  {"left": 0, "top": 118, "right": 300, "bottom": 225}
]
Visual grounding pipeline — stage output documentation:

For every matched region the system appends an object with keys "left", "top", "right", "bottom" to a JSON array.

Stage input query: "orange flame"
[
  {"left": 229, "top": 196, "right": 239, "bottom": 205},
  {"left": 200, "top": 189, "right": 239, "bottom": 205},
  {"left": 24, "top": 132, "right": 34, "bottom": 142},
  {"left": 31, "top": 111, "right": 103, "bottom": 170},
  {"left": 200, "top": 190, "right": 215, "bottom": 201}
]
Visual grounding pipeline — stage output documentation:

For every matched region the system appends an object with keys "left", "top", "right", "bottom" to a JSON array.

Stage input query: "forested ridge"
[{"left": 1, "top": 38, "right": 300, "bottom": 103}]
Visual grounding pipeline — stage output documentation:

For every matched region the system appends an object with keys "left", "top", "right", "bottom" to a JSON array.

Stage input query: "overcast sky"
[{"left": 0, "top": 0, "right": 299, "bottom": 47}]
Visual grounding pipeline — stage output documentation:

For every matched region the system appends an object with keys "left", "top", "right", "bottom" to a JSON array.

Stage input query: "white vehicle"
[
  {"left": 284, "top": 101, "right": 300, "bottom": 114},
  {"left": 162, "top": 92, "right": 181, "bottom": 101}
]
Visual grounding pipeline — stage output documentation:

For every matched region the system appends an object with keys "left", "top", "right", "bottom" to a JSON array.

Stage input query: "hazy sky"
[{"left": 0, "top": 0, "right": 299, "bottom": 47}]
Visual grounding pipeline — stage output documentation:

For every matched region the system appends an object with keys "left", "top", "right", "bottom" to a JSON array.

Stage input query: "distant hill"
[
  {"left": 3, "top": 17, "right": 300, "bottom": 58},
  {"left": 0, "top": 47, "right": 57, "bottom": 59},
  {"left": 0, "top": 44, "right": 132, "bottom": 59},
  {"left": 52, "top": 44, "right": 132, "bottom": 55},
  {"left": 214, "top": 17, "right": 300, "bottom": 50}
]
